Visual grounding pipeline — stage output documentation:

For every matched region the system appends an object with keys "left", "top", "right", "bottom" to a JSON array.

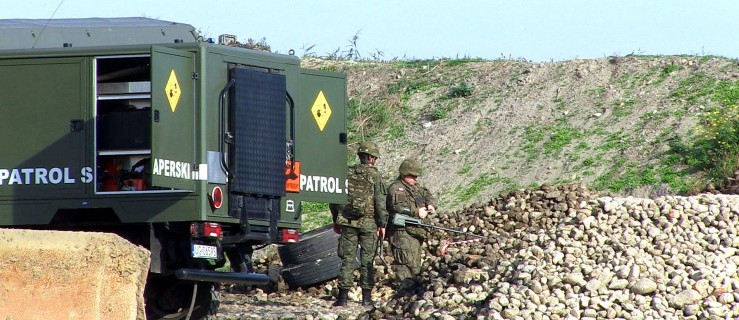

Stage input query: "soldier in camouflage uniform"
[
  {"left": 329, "top": 141, "right": 388, "bottom": 307},
  {"left": 386, "top": 158, "right": 437, "bottom": 287}
]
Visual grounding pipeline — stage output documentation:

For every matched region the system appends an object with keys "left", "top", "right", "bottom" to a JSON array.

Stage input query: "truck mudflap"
[{"left": 174, "top": 268, "right": 270, "bottom": 286}]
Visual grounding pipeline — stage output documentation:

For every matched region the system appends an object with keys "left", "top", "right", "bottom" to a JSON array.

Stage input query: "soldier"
[
  {"left": 329, "top": 141, "right": 388, "bottom": 307},
  {"left": 386, "top": 158, "right": 437, "bottom": 288}
]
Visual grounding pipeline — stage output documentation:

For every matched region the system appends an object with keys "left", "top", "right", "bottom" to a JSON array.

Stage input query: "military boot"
[
  {"left": 361, "top": 288, "right": 373, "bottom": 306},
  {"left": 333, "top": 288, "right": 348, "bottom": 307}
]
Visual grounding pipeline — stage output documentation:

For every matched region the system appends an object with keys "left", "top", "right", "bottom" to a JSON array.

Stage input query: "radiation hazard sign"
[
  {"left": 310, "top": 91, "right": 332, "bottom": 131},
  {"left": 165, "top": 70, "right": 181, "bottom": 112}
]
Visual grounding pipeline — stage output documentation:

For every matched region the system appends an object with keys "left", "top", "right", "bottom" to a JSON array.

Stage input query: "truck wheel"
[
  {"left": 281, "top": 254, "right": 342, "bottom": 289},
  {"left": 278, "top": 224, "right": 339, "bottom": 266},
  {"left": 280, "top": 252, "right": 359, "bottom": 289},
  {"left": 145, "top": 275, "right": 220, "bottom": 320}
]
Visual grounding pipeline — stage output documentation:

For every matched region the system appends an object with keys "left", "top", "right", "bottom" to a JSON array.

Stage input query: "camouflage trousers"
[
  {"left": 336, "top": 226, "right": 378, "bottom": 290},
  {"left": 388, "top": 229, "right": 423, "bottom": 282}
]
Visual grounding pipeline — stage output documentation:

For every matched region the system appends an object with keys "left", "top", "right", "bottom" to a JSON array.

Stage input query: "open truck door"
[
  {"left": 295, "top": 69, "right": 348, "bottom": 204},
  {"left": 150, "top": 46, "right": 197, "bottom": 191}
]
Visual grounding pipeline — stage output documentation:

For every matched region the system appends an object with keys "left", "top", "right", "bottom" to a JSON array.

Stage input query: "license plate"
[{"left": 192, "top": 244, "right": 218, "bottom": 259}]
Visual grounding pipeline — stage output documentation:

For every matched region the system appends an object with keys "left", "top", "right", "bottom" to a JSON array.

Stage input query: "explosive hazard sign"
[
  {"left": 165, "top": 69, "right": 181, "bottom": 112},
  {"left": 310, "top": 91, "right": 332, "bottom": 131}
]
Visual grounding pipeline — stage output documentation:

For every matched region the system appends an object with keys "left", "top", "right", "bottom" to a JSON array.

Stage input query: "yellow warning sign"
[
  {"left": 311, "top": 91, "right": 332, "bottom": 131},
  {"left": 164, "top": 70, "right": 181, "bottom": 112}
]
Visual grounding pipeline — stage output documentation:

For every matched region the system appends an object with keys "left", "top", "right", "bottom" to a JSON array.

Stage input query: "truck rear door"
[
  {"left": 150, "top": 46, "right": 197, "bottom": 191},
  {"left": 295, "top": 69, "right": 348, "bottom": 204}
]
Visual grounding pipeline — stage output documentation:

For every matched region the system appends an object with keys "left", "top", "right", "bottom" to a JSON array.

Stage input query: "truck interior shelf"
[
  {"left": 95, "top": 56, "right": 153, "bottom": 193},
  {"left": 97, "top": 81, "right": 151, "bottom": 95}
]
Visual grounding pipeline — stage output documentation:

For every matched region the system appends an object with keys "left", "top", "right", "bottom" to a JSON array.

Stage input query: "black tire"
[
  {"left": 281, "top": 254, "right": 343, "bottom": 289},
  {"left": 145, "top": 275, "right": 220, "bottom": 320},
  {"left": 278, "top": 224, "right": 340, "bottom": 266}
]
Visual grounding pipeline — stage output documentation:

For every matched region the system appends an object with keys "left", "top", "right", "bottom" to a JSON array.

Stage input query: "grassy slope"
[{"left": 301, "top": 55, "right": 739, "bottom": 218}]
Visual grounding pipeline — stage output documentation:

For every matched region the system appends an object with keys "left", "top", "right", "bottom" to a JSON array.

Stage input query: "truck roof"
[{"left": 0, "top": 17, "right": 198, "bottom": 51}]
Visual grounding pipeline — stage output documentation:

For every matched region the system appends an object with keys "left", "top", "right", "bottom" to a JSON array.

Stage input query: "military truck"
[{"left": 0, "top": 18, "right": 347, "bottom": 319}]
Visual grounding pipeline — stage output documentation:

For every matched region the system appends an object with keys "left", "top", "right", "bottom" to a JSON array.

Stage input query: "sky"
[{"left": 3, "top": 0, "right": 737, "bottom": 62}]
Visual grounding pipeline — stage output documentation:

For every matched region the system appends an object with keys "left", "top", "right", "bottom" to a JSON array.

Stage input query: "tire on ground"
[
  {"left": 278, "top": 224, "right": 339, "bottom": 266},
  {"left": 281, "top": 253, "right": 359, "bottom": 289}
]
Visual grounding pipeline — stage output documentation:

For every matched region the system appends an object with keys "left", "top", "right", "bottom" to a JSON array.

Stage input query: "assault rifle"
[
  {"left": 391, "top": 210, "right": 484, "bottom": 239},
  {"left": 392, "top": 211, "right": 487, "bottom": 255}
]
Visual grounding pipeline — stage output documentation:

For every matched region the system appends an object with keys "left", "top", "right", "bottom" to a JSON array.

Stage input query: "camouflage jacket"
[
  {"left": 330, "top": 164, "right": 388, "bottom": 229},
  {"left": 386, "top": 177, "right": 436, "bottom": 238}
]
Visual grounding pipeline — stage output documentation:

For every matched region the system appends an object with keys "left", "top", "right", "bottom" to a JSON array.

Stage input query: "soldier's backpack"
[{"left": 343, "top": 165, "right": 375, "bottom": 219}]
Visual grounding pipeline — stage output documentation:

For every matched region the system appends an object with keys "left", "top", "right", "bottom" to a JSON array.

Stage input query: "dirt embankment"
[{"left": 306, "top": 56, "right": 739, "bottom": 209}]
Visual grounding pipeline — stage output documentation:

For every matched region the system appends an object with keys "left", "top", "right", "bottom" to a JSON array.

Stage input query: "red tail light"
[
  {"left": 280, "top": 229, "right": 299, "bottom": 243},
  {"left": 211, "top": 186, "right": 223, "bottom": 209},
  {"left": 191, "top": 222, "right": 223, "bottom": 239}
]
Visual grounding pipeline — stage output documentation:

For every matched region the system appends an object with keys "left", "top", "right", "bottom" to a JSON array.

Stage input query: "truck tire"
[
  {"left": 278, "top": 224, "right": 340, "bottom": 266},
  {"left": 281, "top": 254, "right": 345, "bottom": 289}
]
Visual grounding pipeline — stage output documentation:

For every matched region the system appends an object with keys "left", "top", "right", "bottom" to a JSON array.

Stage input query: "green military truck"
[{"left": 0, "top": 18, "right": 347, "bottom": 319}]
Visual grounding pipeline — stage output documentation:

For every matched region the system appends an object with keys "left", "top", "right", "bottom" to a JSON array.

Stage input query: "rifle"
[{"left": 391, "top": 212, "right": 484, "bottom": 239}]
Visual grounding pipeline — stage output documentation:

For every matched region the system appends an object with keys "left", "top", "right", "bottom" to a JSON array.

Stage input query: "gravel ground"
[{"left": 217, "top": 287, "right": 371, "bottom": 320}]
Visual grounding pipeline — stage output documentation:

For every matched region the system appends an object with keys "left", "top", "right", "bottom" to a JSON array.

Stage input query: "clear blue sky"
[{"left": 4, "top": 0, "right": 737, "bottom": 62}]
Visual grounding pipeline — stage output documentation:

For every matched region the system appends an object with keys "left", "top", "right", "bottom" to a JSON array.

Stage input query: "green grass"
[
  {"left": 430, "top": 101, "right": 459, "bottom": 120},
  {"left": 668, "top": 73, "right": 739, "bottom": 106},
  {"left": 612, "top": 99, "right": 640, "bottom": 118},
  {"left": 543, "top": 125, "right": 584, "bottom": 155},
  {"left": 445, "top": 57, "right": 486, "bottom": 67},
  {"left": 456, "top": 173, "right": 499, "bottom": 202},
  {"left": 597, "top": 131, "right": 629, "bottom": 151},
  {"left": 457, "top": 164, "right": 473, "bottom": 175},
  {"left": 666, "top": 78, "right": 739, "bottom": 185},
  {"left": 386, "top": 122, "right": 407, "bottom": 139},
  {"left": 660, "top": 64, "right": 682, "bottom": 79},
  {"left": 670, "top": 105, "right": 739, "bottom": 180},
  {"left": 586, "top": 86, "right": 606, "bottom": 99},
  {"left": 592, "top": 161, "right": 658, "bottom": 192},
  {"left": 655, "top": 166, "right": 691, "bottom": 194},
  {"left": 445, "top": 82, "right": 474, "bottom": 99},
  {"left": 581, "top": 156, "right": 597, "bottom": 167},
  {"left": 474, "top": 118, "right": 494, "bottom": 134},
  {"left": 522, "top": 125, "right": 545, "bottom": 159},
  {"left": 302, "top": 201, "right": 329, "bottom": 213},
  {"left": 301, "top": 202, "right": 332, "bottom": 232},
  {"left": 388, "top": 78, "right": 430, "bottom": 101},
  {"left": 520, "top": 123, "right": 585, "bottom": 159},
  {"left": 637, "top": 109, "right": 673, "bottom": 126},
  {"left": 347, "top": 97, "right": 390, "bottom": 140},
  {"left": 715, "top": 81, "right": 739, "bottom": 105},
  {"left": 553, "top": 98, "right": 567, "bottom": 110},
  {"left": 392, "top": 59, "right": 442, "bottom": 69}
]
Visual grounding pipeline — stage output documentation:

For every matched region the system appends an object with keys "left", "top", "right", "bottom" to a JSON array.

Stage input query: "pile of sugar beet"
[{"left": 256, "top": 183, "right": 739, "bottom": 320}]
